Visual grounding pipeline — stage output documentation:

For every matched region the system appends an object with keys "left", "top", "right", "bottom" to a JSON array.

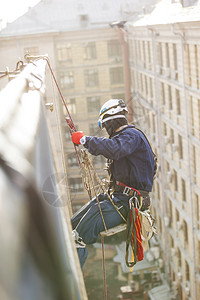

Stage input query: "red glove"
[{"left": 71, "top": 131, "right": 85, "bottom": 145}]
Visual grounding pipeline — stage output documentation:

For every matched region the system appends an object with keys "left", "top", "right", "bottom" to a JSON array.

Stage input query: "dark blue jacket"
[{"left": 84, "top": 125, "right": 154, "bottom": 192}]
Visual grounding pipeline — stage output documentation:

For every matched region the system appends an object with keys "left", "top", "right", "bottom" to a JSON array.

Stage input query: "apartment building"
[
  {"left": 127, "top": 1, "right": 200, "bottom": 299},
  {"left": 0, "top": 0, "right": 133, "bottom": 212},
  {"left": 0, "top": 0, "right": 162, "bottom": 213},
  {"left": 57, "top": 28, "right": 126, "bottom": 212}
]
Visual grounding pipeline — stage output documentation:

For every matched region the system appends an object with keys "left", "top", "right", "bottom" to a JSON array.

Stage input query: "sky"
[{"left": 0, "top": 0, "right": 40, "bottom": 28}]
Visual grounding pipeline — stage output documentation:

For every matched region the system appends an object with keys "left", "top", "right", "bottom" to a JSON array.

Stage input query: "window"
[
  {"left": 157, "top": 42, "right": 163, "bottom": 69},
  {"left": 144, "top": 75, "right": 148, "bottom": 95},
  {"left": 149, "top": 78, "right": 153, "bottom": 98},
  {"left": 136, "top": 41, "right": 141, "bottom": 64},
  {"left": 72, "top": 203, "right": 85, "bottom": 214},
  {"left": 178, "top": 134, "right": 183, "bottom": 159},
  {"left": 170, "top": 128, "right": 174, "bottom": 145},
  {"left": 142, "top": 41, "right": 146, "bottom": 68},
  {"left": 173, "top": 44, "right": 178, "bottom": 71},
  {"left": 107, "top": 40, "right": 122, "bottom": 58},
  {"left": 63, "top": 98, "right": 76, "bottom": 115},
  {"left": 163, "top": 122, "right": 167, "bottom": 136},
  {"left": 185, "top": 260, "right": 190, "bottom": 281},
  {"left": 69, "top": 178, "right": 84, "bottom": 193},
  {"left": 167, "top": 198, "right": 172, "bottom": 224},
  {"left": 183, "top": 220, "right": 188, "bottom": 246},
  {"left": 24, "top": 47, "right": 39, "bottom": 56},
  {"left": 65, "top": 128, "right": 71, "bottom": 141},
  {"left": 186, "top": 44, "right": 191, "bottom": 86},
  {"left": 195, "top": 193, "right": 200, "bottom": 230},
  {"left": 65, "top": 124, "right": 78, "bottom": 141},
  {"left": 80, "top": 14, "right": 89, "bottom": 27},
  {"left": 152, "top": 114, "right": 156, "bottom": 135},
  {"left": 147, "top": 41, "right": 152, "bottom": 69},
  {"left": 181, "top": 179, "right": 186, "bottom": 202},
  {"left": 168, "top": 85, "right": 173, "bottom": 110},
  {"left": 87, "top": 96, "right": 100, "bottom": 113},
  {"left": 192, "top": 145, "right": 197, "bottom": 183},
  {"left": 60, "top": 71, "right": 74, "bottom": 89},
  {"left": 165, "top": 43, "right": 170, "bottom": 68},
  {"left": 84, "top": 42, "right": 97, "bottom": 59},
  {"left": 170, "top": 234, "right": 174, "bottom": 248},
  {"left": 176, "top": 209, "right": 179, "bottom": 222},
  {"left": 89, "top": 123, "right": 100, "bottom": 136},
  {"left": 194, "top": 45, "right": 199, "bottom": 89},
  {"left": 57, "top": 44, "right": 72, "bottom": 61},
  {"left": 198, "top": 241, "right": 200, "bottom": 271},
  {"left": 92, "top": 156, "right": 105, "bottom": 167},
  {"left": 176, "top": 89, "right": 181, "bottom": 115},
  {"left": 159, "top": 216, "right": 162, "bottom": 233},
  {"left": 111, "top": 93, "right": 125, "bottom": 100},
  {"left": 174, "top": 170, "right": 178, "bottom": 191},
  {"left": 156, "top": 182, "right": 160, "bottom": 200},
  {"left": 160, "top": 82, "right": 165, "bottom": 106},
  {"left": 84, "top": 69, "right": 99, "bottom": 87},
  {"left": 110, "top": 67, "right": 123, "bottom": 84},
  {"left": 198, "top": 99, "right": 200, "bottom": 139},
  {"left": 140, "top": 74, "right": 144, "bottom": 92},
  {"left": 190, "top": 96, "right": 194, "bottom": 136},
  {"left": 177, "top": 248, "right": 181, "bottom": 269},
  {"left": 68, "top": 153, "right": 79, "bottom": 168}
]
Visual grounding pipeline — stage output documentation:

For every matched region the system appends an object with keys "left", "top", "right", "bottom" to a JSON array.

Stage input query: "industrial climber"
[{"left": 71, "top": 99, "right": 155, "bottom": 268}]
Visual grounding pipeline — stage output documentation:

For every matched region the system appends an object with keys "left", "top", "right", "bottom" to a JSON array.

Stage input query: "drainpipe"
[
  {"left": 171, "top": 24, "right": 197, "bottom": 300},
  {"left": 149, "top": 27, "right": 170, "bottom": 284},
  {"left": 117, "top": 27, "right": 133, "bottom": 123}
]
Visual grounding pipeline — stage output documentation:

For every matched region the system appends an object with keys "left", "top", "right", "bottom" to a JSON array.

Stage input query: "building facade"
[
  {"left": 0, "top": 0, "right": 131, "bottom": 213},
  {"left": 0, "top": 0, "right": 161, "bottom": 213},
  {"left": 56, "top": 28, "right": 126, "bottom": 212},
  {"left": 127, "top": 1, "right": 200, "bottom": 299}
]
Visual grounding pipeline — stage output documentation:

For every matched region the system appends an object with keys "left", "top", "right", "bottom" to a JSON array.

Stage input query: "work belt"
[{"left": 112, "top": 181, "right": 151, "bottom": 211}]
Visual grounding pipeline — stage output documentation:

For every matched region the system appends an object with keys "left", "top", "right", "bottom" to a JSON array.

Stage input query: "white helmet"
[{"left": 98, "top": 99, "right": 128, "bottom": 129}]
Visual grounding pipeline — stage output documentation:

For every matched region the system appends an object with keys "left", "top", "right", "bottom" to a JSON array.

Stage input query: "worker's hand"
[{"left": 71, "top": 131, "right": 86, "bottom": 145}]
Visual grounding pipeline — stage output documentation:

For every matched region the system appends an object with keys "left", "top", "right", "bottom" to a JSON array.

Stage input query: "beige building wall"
[
  {"left": 128, "top": 19, "right": 200, "bottom": 300},
  {"left": 0, "top": 26, "right": 126, "bottom": 213},
  {"left": 55, "top": 28, "right": 125, "bottom": 212}
]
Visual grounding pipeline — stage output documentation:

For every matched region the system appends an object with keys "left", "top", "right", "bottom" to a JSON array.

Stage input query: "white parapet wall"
[{"left": 0, "top": 58, "right": 87, "bottom": 300}]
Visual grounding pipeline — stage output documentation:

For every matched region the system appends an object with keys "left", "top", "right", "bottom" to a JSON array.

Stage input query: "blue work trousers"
[{"left": 71, "top": 193, "right": 128, "bottom": 268}]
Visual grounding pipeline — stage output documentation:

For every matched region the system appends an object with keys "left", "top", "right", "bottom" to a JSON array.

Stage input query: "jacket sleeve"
[{"left": 84, "top": 131, "right": 142, "bottom": 160}]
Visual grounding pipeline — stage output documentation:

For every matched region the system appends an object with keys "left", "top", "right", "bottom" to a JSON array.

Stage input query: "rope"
[
  {"left": 37, "top": 56, "right": 94, "bottom": 200},
  {"left": 0, "top": 74, "right": 8, "bottom": 79},
  {"left": 45, "top": 58, "right": 82, "bottom": 167},
  {"left": 49, "top": 67, "right": 73, "bottom": 210},
  {"left": 101, "top": 235, "right": 107, "bottom": 300},
  {"left": 81, "top": 150, "right": 107, "bottom": 231},
  {"left": 81, "top": 150, "right": 127, "bottom": 227}
]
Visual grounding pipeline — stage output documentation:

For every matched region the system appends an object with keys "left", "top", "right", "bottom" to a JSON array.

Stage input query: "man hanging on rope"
[{"left": 71, "top": 99, "right": 155, "bottom": 268}]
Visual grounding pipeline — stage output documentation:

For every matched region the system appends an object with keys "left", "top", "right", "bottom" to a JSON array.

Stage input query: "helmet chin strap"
[{"left": 104, "top": 117, "right": 128, "bottom": 137}]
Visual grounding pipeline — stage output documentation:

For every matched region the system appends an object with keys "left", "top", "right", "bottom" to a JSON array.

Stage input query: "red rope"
[
  {"left": 135, "top": 208, "right": 143, "bottom": 261},
  {"left": 45, "top": 59, "right": 74, "bottom": 126},
  {"left": 43, "top": 57, "right": 82, "bottom": 167}
]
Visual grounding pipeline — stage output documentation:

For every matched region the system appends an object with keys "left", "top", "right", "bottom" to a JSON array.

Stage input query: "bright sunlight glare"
[{"left": 0, "top": 0, "right": 40, "bottom": 28}]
